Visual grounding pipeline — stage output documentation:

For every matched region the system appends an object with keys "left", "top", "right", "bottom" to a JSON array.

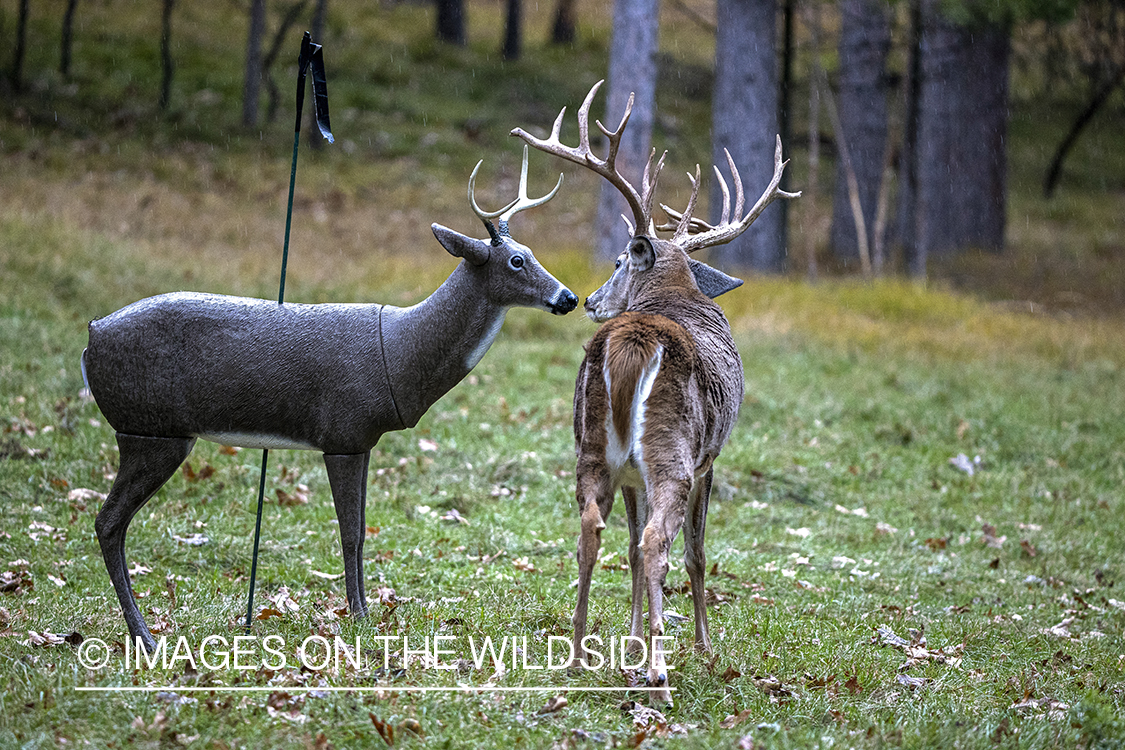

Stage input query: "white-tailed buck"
[
  {"left": 83, "top": 148, "right": 577, "bottom": 652},
  {"left": 513, "top": 81, "right": 799, "bottom": 704}
]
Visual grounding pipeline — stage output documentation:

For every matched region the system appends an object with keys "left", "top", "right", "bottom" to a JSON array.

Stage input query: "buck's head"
[
  {"left": 430, "top": 146, "right": 578, "bottom": 316},
  {"left": 511, "top": 80, "right": 799, "bottom": 323}
]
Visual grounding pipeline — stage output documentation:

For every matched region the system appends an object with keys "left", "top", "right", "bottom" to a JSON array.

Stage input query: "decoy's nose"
[{"left": 551, "top": 288, "right": 579, "bottom": 315}]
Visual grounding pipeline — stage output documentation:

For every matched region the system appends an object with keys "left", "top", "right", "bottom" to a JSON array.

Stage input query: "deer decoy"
[
  {"left": 513, "top": 80, "right": 799, "bottom": 705},
  {"left": 82, "top": 147, "right": 577, "bottom": 652}
]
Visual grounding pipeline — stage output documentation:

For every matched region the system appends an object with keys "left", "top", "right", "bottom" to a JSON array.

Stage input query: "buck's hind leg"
[
  {"left": 641, "top": 475, "right": 690, "bottom": 706},
  {"left": 571, "top": 471, "right": 615, "bottom": 668},
  {"left": 324, "top": 452, "right": 371, "bottom": 618},
  {"left": 96, "top": 433, "right": 195, "bottom": 653},
  {"left": 683, "top": 467, "right": 714, "bottom": 654},
  {"left": 623, "top": 485, "right": 648, "bottom": 655}
]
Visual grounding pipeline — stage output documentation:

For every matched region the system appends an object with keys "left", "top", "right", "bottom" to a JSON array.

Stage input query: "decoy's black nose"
[{"left": 551, "top": 289, "right": 579, "bottom": 315}]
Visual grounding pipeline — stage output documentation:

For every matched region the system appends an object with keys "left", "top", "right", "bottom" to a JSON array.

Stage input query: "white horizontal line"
[{"left": 74, "top": 685, "right": 674, "bottom": 693}]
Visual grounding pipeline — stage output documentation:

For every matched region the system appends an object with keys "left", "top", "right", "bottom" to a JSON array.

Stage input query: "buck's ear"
[
  {"left": 688, "top": 258, "right": 743, "bottom": 299},
  {"left": 432, "top": 224, "right": 491, "bottom": 266},
  {"left": 628, "top": 236, "right": 655, "bottom": 272}
]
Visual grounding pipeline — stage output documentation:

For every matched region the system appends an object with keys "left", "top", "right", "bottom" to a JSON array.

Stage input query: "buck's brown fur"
[
  {"left": 569, "top": 236, "right": 744, "bottom": 705},
  {"left": 514, "top": 79, "right": 797, "bottom": 706}
]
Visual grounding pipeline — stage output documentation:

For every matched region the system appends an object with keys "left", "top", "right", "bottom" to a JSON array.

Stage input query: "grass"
[{"left": 2, "top": 0, "right": 1125, "bottom": 747}]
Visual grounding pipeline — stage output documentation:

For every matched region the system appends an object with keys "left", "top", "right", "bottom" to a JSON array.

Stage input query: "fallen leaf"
[
  {"left": 276, "top": 485, "right": 310, "bottom": 506},
  {"left": 1020, "top": 539, "right": 1039, "bottom": 557},
  {"left": 538, "top": 695, "right": 567, "bottom": 714},
  {"left": 418, "top": 438, "right": 439, "bottom": 452},
  {"left": 309, "top": 570, "right": 344, "bottom": 581},
  {"left": 719, "top": 708, "right": 753, "bottom": 729},
  {"left": 981, "top": 524, "right": 1006, "bottom": 549},
  {"left": 896, "top": 673, "right": 928, "bottom": 689},
  {"left": 27, "top": 630, "right": 66, "bottom": 647},
  {"left": 949, "top": 453, "right": 977, "bottom": 476},
  {"left": 440, "top": 508, "right": 469, "bottom": 525},
  {"left": 369, "top": 712, "right": 395, "bottom": 746},
  {"left": 172, "top": 533, "right": 208, "bottom": 546}
]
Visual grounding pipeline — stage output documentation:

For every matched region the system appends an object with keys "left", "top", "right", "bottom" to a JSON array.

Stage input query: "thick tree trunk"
[
  {"left": 829, "top": 0, "right": 890, "bottom": 267},
  {"left": 895, "top": 0, "right": 923, "bottom": 275},
  {"left": 159, "top": 0, "right": 175, "bottom": 110},
  {"left": 711, "top": 0, "right": 784, "bottom": 272},
  {"left": 594, "top": 0, "right": 660, "bottom": 260},
  {"left": 11, "top": 0, "right": 31, "bottom": 92},
  {"left": 242, "top": 0, "right": 267, "bottom": 127},
  {"left": 60, "top": 0, "right": 79, "bottom": 79},
  {"left": 550, "top": 0, "right": 577, "bottom": 44},
  {"left": 502, "top": 0, "right": 522, "bottom": 61},
  {"left": 915, "top": 4, "right": 1009, "bottom": 258},
  {"left": 778, "top": 0, "right": 795, "bottom": 260},
  {"left": 436, "top": 0, "right": 465, "bottom": 46}
]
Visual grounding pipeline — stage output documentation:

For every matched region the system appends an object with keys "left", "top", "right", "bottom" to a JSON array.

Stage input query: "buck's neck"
[{"left": 380, "top": 260, "right": 507, "bottom": 428}]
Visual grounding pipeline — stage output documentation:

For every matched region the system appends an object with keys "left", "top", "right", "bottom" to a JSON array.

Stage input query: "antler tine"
[
  {"left": 677, "top": 135, "right": 802, "bottom": 254},
  {"left": 713, "top": 163, "right": 731, "bottom": 226},
  {"left": 510, "top": 80, "right": 650, "bottom": 236},
  {"left": 468, "top": 159, "right": 519, "bottom": 222},
  {"left": 499, "top": 145, "right": 565, "bottom": 226},
  {"left": 620, "top": 213, "right": 635, "bottom": 236},
  {"left": 724, "top": 148, "right": 746, "bottom": 220},
  {"left": 639, "top": 148, "right": 667, "bottom": 234},
  {"left": 672, "top": 165, "right": 703, "bottom": 241}
]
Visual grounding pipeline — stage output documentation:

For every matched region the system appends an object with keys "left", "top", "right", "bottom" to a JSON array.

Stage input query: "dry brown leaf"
[
  {"left": 369, "top": 712, "right": 395, "bottom": 746},
  {"left": 276, "top": 485, "right": 310, "bottom": 506},
  {"left": 538, "top": 695, "right": 567, "bottom": 714},
  {"left": 719, "top": 708, "right": 753, "bottom": 729},
  {"left": 981, "top": 523, "right": 1006, "bottom": 549}
]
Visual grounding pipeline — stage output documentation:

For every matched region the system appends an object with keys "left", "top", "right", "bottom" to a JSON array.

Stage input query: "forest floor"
[{"left": 1, "top": 1, "right": 1124, "bottom": 748}]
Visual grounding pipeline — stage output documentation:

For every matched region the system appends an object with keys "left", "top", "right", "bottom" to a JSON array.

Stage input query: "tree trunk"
[
  {"left": 829, "top": 0, "right": 890, "bottom": 268},
  {"left": 777, "top": 0, "right": 795, "bottom": 261},
  {"left": 60, "top": 0, "right": 79, "bottom": 79},
  {"left": 550, "top": 0, "right": 577, "bottom": 44},
  {"left": 594, "top": 0, "right": 660, "bottom": 260},
  {"left": 895, "top": 0, "right": 923, "bottom": 275},
  {"left": 1043, "top": 65, "right": 1125, "bottom": 198},
  {"left": 502, "top": 0, "right": 522, "bottom": 61},
  {"left": 242, "top": 0, "right": 267, "bottom": 127},
  {"left": 159, "top": 0, "right": 175, "bottom": 110},
  {"left": 11, "top": 0, "right": 31, "bottom": 92},
  {"left": 436, "top": 0, "right": 465, "bottom": 46},
  {"left": 915, "top": 3, "right": 1009, "bottom": 259},
  {"left": 267, "top": 0, "right": 310, "bottom": 124},
  {"left": 711, "top": 0, "right": 784, "bottom": 272}
]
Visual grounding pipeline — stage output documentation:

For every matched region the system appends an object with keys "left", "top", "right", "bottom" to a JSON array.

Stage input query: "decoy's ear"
[
  {"left": 431, "top": 223, "right": 491, "bottom": 266},
  {"left": 688, "top": 258, "right": 743, "bottom": 299}
]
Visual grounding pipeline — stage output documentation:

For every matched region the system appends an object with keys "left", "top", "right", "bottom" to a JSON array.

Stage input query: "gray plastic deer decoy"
[
  {"left": 82, "top": 148, "right": 577, "bottom": 651},
  {"left": 513, "top": 81, "right": 799, "bottom": 705}
]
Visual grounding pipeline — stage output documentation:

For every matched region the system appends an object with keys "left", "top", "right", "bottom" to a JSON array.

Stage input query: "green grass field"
[{"left": 2, "top": 1, "right": 1125, "bottom": 747}]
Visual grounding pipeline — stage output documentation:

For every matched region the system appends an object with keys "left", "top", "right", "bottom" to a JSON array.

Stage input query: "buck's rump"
[{"left": 83, "top": 292, "right": 400, "bottom": 453}]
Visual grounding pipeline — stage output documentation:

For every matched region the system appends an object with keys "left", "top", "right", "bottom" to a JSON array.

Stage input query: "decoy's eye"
[
  {"left": 509, "top": 255, "right": 525, "bottom": 270},
  {"left": 614, "top": 259, "right": 622, "bottom": 270}
]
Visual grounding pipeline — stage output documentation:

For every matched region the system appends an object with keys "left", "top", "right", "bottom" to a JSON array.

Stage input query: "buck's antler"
[
  {"left": 510, "top": 80, "right": 665, "bottom": 237},
  {"left": 657, "top": 135, "right": 802, "bottom": 254},
  {"left": 469, "top": 145, "right": 564, "bottom": 242}
]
